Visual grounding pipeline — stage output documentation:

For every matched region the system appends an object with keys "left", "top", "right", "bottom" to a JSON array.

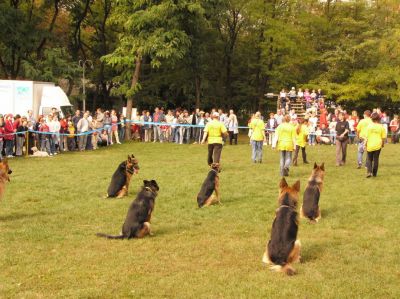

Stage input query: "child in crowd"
[{"left": 67, "top": 121, "right": 76, "bottom": 151}]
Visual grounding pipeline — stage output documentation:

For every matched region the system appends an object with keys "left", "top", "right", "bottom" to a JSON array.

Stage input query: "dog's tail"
[
  {"left": 96, "top": 232, "right": 125, "bottom": 239},
  {"left": 270, "top": 264, "right": 296, "bottom": 276}
]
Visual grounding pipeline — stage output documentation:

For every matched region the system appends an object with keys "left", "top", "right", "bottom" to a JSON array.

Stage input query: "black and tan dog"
[
  {"left": 0, "top": 158, "right": 12, "bottom": 200},
  {"left": 106, "top": 155, "right": 139, "bottom": 198},
  {"left": 97, "top": 180, "right": 159, "bottom": 239},
  {"left": 197, "top": 163, "right": 221, "bottom": 208},
  {"left": 262, "top": 178, "right": 301, "bottom": 276},
  {"left": 301, "top": 163, "right": 325, "bottom": 223}
]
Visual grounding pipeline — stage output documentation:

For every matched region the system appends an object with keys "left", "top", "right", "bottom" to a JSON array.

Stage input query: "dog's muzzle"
[{"left": 8, "top": 169, "right": 12, "bottom": 175}]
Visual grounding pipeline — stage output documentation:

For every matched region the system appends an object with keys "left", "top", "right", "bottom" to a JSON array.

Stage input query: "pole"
[{"left": 82, "top": 64, "right": 86, "bottom": 112}]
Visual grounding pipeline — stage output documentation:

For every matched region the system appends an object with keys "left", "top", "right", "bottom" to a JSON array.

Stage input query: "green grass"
[{"left": 1, "top": 140, "right": 400, "bottom": 298}]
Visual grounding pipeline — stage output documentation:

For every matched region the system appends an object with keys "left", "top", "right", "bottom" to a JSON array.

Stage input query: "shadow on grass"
[
  {"left": 300, "top": 243, "right": 326, "bottom": 263},
  {"left": 0, "top": 211, "right": 49, "bottom": 222}
]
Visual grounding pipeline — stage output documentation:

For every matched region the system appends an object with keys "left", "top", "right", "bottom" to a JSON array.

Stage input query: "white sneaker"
[
  {"left": 117, "top": 142, "right": 121, "bottom": 144},
  {"left": 7, "top": 155, "right": 13, "bottom": 158}
]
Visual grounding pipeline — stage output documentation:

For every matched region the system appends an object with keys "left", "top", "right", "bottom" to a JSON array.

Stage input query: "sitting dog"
[
  {"left": 262, "top": 178, "right": 301, "bottom": 276},
  {"left": 97, "top": 180, "right": 159, "bottom": 239},
  {"left": 0, "top": 158, "right": 12, "bottom": 200},
  {"left": 106, "top": 155, "right": 139, "bottom": 198},
  {"left": 31, "top": 146, "right": 50, "bottom": 157},
  {"left": 197, "top": 163, "right": 221, "bottom": 208},
  {"left": 301, "top": 163, "right": 325, "bottom": 223}
]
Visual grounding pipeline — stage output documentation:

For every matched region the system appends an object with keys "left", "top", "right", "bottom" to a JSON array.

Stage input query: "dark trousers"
[
  {"left": 335, "top": 139, "right": 348, "bottom": 165},
  {"left": 293, "top": 145, "right": 307, "bottom": 165},
  {"left": 208, "top": 143, "right": 223, "bottom": 165},
  {"left": 367, "top": 149, "right": 381, "bottom": 176},
  {"left": 228, "top": 131, "right": 238, "bottom": 145}
]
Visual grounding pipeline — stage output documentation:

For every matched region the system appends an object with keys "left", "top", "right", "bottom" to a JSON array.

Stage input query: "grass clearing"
[{"left": 1, "top": 140, "right": 400, "bottom": 298}]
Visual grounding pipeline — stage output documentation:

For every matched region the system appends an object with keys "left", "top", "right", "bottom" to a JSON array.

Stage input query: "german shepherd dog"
[
  {"left": 197, "top": 163, "right": 221, "bottom": 208},
  {"left": 97, "top": 180, "right": 159, "bottom": 239},
  {"left": 106, "top": 155, "right": 139, "bottom": 198},
  {"left": 262, "top": 178, "right": 301, "bottom": 276},
  {"left": 301, "top": 163, "right": 325, "bottom": 223},
  {"left": 0, "top": 158, "right": 12, "bottom": 200}
]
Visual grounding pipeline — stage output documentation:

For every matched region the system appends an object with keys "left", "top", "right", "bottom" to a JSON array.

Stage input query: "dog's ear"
[
  {"left": 131, "top": 154, "right": 135, "bottom": 158},
  {"left": 292, "top": 180, "right": 301, "bottom": 192},
  {"left": 150, "top": 180, "right": 159, "bottom": 190},
  {"left": 279, "top": 178, "right": 288, "bottom": 190},
  {"left": 143, "top": 180, "right": 150, "bottom": 185},
  {"left": 127, "top": 155, "right": 131, "bottom": 162},
  {"left": 314, "top": 162, "right": 318, "bottom": 169},
  {"left": 320, "top": 162, "right": 325, "bottom": 171}
]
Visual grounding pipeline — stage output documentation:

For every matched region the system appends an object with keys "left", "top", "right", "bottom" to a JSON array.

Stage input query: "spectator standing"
[
  {"left": 266, "top": 112, "right": 278, "bottom": 146},
  {"left": 356, "top": 110, "right": 372, "bottom": 169},
  {"left": 103, "top": 111, "right": 112, "bottom": 145},
  {"left": 77, "top": 112, "right": 90, "bottom": 151},
  {"left": 249, "top": 112, "right": 266, "bottom": 163},
  {"left": 39, "top": 118, "right": 51, "bottom": 154},
  {"left": 67, "top": 121, "right": 76, "bottom": 151},
  {"left": 152, "top": 107, "right": 162, "bottom": 142},
  {"left": 165, "top": 110, "right": 174, "bottom": 142},
  {"left": 111, "top": 110, "right": 121, "bottom": 144},
  {"left": 335, "top": 112, "right": 350, "bottom": 166},
  {"left": 201, "top": 112, "right": 228, "bottom": 165},
  {"left": 227, "top": 110, "right": 238, "bottom": 145},
  {"left": 389, "top": 115, "right": 399, "bottom": 143},
  {"left": 119, "top": 114, "right": 126, "bottom": 142},
  {"left": 15, "top": 120, "right": 28, "bottom": 156},
  {"left": 273, "top": 115, "right": 296, "bottom": 176},
  {"left": 0, "top": 114, "right": 4, "bottom": 159},
  {"left": 4, "top": 114, "right": 15, "bottom": 157},
  {"left": 365, "top": 113, "right": 386, "bottom": 178}
]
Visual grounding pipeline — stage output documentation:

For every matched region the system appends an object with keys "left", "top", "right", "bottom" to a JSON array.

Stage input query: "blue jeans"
[
  {"left": 357, "top": 140, "right": 365, "bottom": 166},
  {"left": 119, "top": 127, "right": 125, "bottom": 142},
  {"left": 5, "top": 139, "right": 14, "bottom": 156},
  {"left": 0, "top": 140, "right": 3, "bottom": 159},
  {"left": 41, "top": 136, "right": 50, "bottom": 153},
  {"left": 49, "top": 135, "right": 56, "bottom": 154},
  {"left": 309, "top": 134, "right": 316, "bottom": 145},
  {"left": 280, "top": 151, "right": 292, "bottom": 176},
  {"left": 251, "top": 140, "right": 263, "bottom": 162}
]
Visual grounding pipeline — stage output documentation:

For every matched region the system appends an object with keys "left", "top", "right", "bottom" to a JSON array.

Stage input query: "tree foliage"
[{"left": 1, "top": 0, "right": 400, "bottom": 112}]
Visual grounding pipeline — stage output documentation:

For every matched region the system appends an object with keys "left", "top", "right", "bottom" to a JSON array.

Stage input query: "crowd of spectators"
[{"left": 0, "top": 90, "right": 399, "bottom": 159}]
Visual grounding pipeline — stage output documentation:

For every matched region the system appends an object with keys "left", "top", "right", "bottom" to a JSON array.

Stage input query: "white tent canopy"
[{"left": 40, "top": 86, "right": 72, "bottom": 109}]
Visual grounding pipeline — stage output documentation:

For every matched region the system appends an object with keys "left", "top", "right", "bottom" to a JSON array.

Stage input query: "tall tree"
[{"left": 103, "top": 0, "right": 204, "bottom": 138}]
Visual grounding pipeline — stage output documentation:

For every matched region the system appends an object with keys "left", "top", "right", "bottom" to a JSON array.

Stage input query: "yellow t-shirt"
[
  {"left": 204, "top": 119, "right": 227, "bottom": 144},
  {"left": 295, "top": 125, "right": 309, "bottom": 148},
  {"left": 68, "top": 126, "right": 75, "bottom": 138},
  {"left": 249, "top": 119, "right": 265, "bottom": 141},
  {"left": 366, "top": 123, "right": 386, "bottom": 152},
  {"left": 358, "top": 117, "right": 372, "bottom": 139},
  {"left": 277, "top": 123, "right": 296, "bottom": 151}
]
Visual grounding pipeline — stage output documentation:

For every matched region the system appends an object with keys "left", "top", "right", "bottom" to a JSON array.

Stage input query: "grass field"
[{"left": 1, "top": 139, "right": 400, "bottom": 298}]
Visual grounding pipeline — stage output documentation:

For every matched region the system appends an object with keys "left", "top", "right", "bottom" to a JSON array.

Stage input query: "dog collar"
[
  {"left": 144, "top": 186, "right": 157, "bottom": 196},
  {"left": 210, "top": 169, "right": 219, "bottom": 173}
]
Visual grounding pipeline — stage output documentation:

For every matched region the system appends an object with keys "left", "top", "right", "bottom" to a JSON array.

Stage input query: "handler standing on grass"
[
  {"left": 364, "top": 112, "right": 386, "bottom": 178},
  {"left": 272, "top": 115, "right": 296, "bottom": 177},
  {"left": 248, "top": 111, "right": 266, "bottom": 163},
  {"left": 201, "top": 112, "right": 228, "bottom": 165},
  {"left": 356, "top": 110, "right": 372, "bottom": 169}
]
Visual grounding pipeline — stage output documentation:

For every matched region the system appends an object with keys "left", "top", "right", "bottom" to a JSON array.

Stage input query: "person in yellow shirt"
[
  {"left": 293, "top": 118, "right": 309, "bottom": 166},
  {"left": 356, "top": 110, "right": 372, "bottom": 168},
  {"left": 201, "top": 112, "right": 228, "bottom": 165},
  {"left": 249, "top": 112, "right": 266, "bottom": 163},
  {"left": 365, "top": 113, "right": 386, "bottom": 178},
  {"left": 273, "top": 115, "right": 296, "bottom": 176}
]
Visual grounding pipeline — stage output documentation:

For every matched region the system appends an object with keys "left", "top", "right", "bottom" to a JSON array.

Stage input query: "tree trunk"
[
  {"left": 125, "top": 55, "right": 142, "bottom": 140},
  {"left": 195, "top": 76, "right": 201, "bottom": 108}
]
